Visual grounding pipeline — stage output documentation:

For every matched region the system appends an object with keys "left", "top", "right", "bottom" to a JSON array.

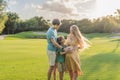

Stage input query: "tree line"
[
  {"left": 3, "top": 12, "right": 49, "bottom": 34},
  {"left": 0, "top": 0, "right": 120, "bottom": 34},
  {"left": 59, "top": 12, "right": 120, "bottom": 33}
]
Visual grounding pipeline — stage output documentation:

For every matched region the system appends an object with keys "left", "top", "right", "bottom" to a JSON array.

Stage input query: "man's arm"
[
  {"left": 50, "top": 38, "right": 74, "bottom": 52},
  {"left": 50, "top": 38, "right": 62, "bottom": 49}
]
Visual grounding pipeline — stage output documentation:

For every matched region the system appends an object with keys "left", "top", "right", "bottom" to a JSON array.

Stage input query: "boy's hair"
[
  {"left": 52, "top": 19, "right": 61, "bottom": 25},
  {"left": 57, "top": 36, "right": 64, "bottom": 45}
]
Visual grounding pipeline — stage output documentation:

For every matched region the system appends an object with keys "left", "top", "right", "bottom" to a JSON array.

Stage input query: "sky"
[{"left": 5, "top": 0, "right": 120, "bottom": 20}]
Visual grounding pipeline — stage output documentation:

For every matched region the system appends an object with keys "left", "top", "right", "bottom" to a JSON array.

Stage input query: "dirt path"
[{"left": 0, "top": 35, "right": 6, "bottom": 40}]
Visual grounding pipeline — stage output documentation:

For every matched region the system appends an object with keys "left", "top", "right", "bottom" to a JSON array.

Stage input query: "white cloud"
[
  {"left": 24, "top": 4, "right": 30, "bottom": 9},
  {"left": 31, "top": 0, "right": 80, "bottom": 16},
  {"left": 8, "top": 0, "right": 96, "bottom": 20},
  {"left": 31, "top": 4, "right": 42, "bottom": 9},
  {"left": 9, "top": 0, "right": 17, "bottom": 5},
  {"left": 32, "top": 0, "right": 96, "bottom": 19},
  {"left": 6, "top": 0, "right": 120, "bottom": 20}
]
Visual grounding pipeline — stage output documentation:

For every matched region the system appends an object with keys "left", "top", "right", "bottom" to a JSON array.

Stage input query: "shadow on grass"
[
  {"left": 111, "top": 39, "right": 120, "bottom": 42},
  {"left": 7, "top": 35, "right": 46, "bottom": 39},
  {"left": 80, "top": 42, "right": 120, "bottom": 80},
  {"left": 110, "top": 39, "right": 120, "bottom": 53},
  {"left": 84, "top": 33, "right": 111, "bottom": 40},
  {"left": 81, "top": 53, "right": 120, "bottom": 80},
  {"left": 5, "top": 32, "right": 68, "bottom": 39},
  {"left": 5, "top": 33, "right": 47, "bottom": 39}
]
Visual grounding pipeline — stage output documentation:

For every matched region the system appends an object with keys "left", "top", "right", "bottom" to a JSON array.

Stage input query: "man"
[
  {"left": 46, "top": 19, "right": 63, "bottom": 80},
  {"left": 46, "top": 19, "right": 72, "bottom": 80}
]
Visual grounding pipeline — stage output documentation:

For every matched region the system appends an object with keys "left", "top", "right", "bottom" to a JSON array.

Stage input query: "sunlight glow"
[{"left": 90, "top": 0, "right": 120, "bottom": 19}]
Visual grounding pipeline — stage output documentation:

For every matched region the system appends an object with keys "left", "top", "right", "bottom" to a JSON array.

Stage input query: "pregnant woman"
[{"left": 65, "top": 25, "right": 89, "bottom": 80}]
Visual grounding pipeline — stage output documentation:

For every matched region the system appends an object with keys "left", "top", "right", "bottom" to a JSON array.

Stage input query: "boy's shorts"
[
  {"left": 57, "top": 62, "right": 65, "bottom": 72},
  {"left": 47, "top": 50, "right": 56, "bottom": 66}
]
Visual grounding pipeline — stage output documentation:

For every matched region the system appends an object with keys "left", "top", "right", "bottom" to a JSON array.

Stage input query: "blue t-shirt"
[{"left": 46, "top": 27, "right": 57, "bottom": 51}]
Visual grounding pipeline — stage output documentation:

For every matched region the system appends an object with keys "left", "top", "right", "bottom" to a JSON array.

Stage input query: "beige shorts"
[
  {"left": 57, "top": 62, "right": 65, "bottom": 72},
  {"left": 47, "top": 50, "right": 56, "bottom": 66}
]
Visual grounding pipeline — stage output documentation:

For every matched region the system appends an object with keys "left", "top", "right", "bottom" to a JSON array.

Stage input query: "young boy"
[{"left": 56, "top": 36, "right": 66, "bottom": 80}]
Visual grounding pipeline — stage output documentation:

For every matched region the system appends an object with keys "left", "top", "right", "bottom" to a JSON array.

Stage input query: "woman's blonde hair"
[{"left": 70, "top": 25, "right": 90, "bottom": 49}]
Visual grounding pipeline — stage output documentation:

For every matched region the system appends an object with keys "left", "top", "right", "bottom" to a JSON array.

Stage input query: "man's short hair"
[{"left": 52, "top": 19, "right": 61, "bottom": 25}]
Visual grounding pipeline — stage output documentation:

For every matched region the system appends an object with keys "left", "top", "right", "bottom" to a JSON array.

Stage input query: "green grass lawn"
[{"left": 0, "top": 33, "right": 120, "bottom": 80}]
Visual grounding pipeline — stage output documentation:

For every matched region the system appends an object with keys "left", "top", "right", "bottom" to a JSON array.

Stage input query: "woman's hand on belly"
[{"left": 64, "top": 46, "right": 74, "bottom": 53}]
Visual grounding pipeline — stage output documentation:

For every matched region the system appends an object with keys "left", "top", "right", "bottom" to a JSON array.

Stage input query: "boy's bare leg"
[{"left": 59, "top": 72, "right": 64, "bottom": 80}]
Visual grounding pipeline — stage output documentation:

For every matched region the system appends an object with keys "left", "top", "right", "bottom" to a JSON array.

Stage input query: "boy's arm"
[{"left": 60, "top": 52, "right": 66, "bottom": 55}]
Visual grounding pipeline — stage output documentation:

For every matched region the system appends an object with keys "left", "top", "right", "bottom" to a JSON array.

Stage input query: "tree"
[
  {"left": 3, "top": 12, "right": 19, "bottom": 34},
  {"left": 0, "top": 0, "right": 7, "bottom": 34},
  {"left": 59, "top": 19, "right": 76, "bottom": 33}
]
